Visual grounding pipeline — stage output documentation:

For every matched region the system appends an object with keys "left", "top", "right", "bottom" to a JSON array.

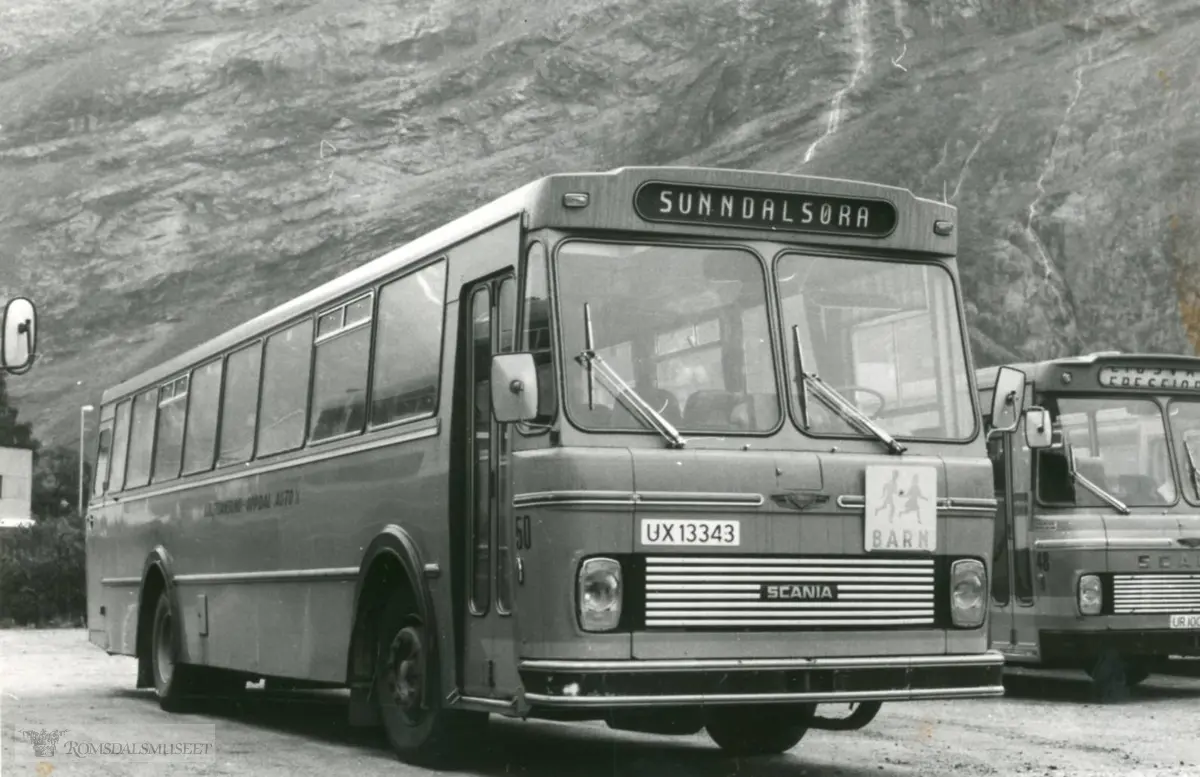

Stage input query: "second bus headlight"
[
  {"left": 950, "top": 559, "right": 986, "bottom": 628},
  {"left": 578, "top": 557, "right": 622, "bottom": 632},
  {"left": 1078, "top": 574, "right": 1102, "bottom": 615}
]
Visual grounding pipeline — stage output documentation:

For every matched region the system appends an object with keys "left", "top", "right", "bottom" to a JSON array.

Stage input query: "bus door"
[
  {"left": 987, "top": 431, "right": 1017, "bottom": 653},
  {"left": 988, "top": 421, "right": 1039, "bottom": 659},
  {"left": 458, "top": 272, "right": 521, "bottom": 699}
]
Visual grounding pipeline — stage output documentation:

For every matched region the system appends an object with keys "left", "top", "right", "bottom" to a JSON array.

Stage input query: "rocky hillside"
[{"left": 3, "top": 0, "right": 1200, "bottom": 446}]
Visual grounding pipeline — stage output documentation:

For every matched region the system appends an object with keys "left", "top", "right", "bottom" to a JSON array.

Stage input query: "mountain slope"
[{"left": 3, "top": 0, "right": 1199, "bottom": 445}]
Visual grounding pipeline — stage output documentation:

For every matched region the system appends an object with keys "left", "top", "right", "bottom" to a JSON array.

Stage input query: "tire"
[
  {"left": 375, "top": 589, "right": 487, "bottom": 768},
  {"left": 1085, "top": 650, "right": 1134, "bottom": 702},
  {"left": 1124, "top": 663, "right": 1151, "bottom": 688},
  {"left": 705, "top": 704, "right": 813, "bottom": 757},
  {"left": 150, "top": 591, "right": 199, "bottom": 712}
]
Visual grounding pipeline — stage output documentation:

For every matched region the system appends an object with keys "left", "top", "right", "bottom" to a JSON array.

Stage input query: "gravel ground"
[{"left": 2, "top": 629, "right": 1198, "bottom": 776}]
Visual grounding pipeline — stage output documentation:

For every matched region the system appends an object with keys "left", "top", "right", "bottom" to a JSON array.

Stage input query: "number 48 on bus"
[{"left": 1, "top": 297, "right": 38, "bottom": 375}]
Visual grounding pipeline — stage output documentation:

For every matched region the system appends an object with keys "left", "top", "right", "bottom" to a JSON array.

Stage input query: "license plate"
[
  {"left": 640, "top": 518, "right": 740, "bottom": 547},
  {"left": 1170, "top": 614, "right": 1200, "bottom": 630},
  {"left": 863, "top": 464, "right": 938, "bottom": 554}
]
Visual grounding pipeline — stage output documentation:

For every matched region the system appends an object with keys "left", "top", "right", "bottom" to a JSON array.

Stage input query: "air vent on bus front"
[
  {"left": 641, "top": 555, "right": 937, "bottom": 630},
  {"left": 1111, "top": 573, "right": 1200, "bottom": 614}
]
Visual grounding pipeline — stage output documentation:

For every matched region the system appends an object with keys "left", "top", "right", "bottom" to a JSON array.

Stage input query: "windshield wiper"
[
  {"left": 575, "top": 302, "right": 686, "bottom": 449},
  {"left": 791, "top": 325, "right": 906, "bottom": 455},
  {"left": 1065, "top": 442, "right": 1130, "bottom": 515},
  {"left": 1183, "top": 439, "right": 1200, "bottom": 499}
]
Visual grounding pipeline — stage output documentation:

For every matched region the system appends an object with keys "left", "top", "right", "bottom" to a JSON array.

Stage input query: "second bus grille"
[
  {"left": 1112, "top": 573, "right": 1200, "bottom": 614},
  {"left": 642, "top": 555, "right": 937, "bottom": 630}
]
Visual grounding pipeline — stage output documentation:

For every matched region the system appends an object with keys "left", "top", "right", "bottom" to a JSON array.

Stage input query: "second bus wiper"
[
  {"left": 576, "top": 302, "right": 686, "bottom": 450},
  {"left": 792, "top": 325, "right": 906, "bottom": 456}
]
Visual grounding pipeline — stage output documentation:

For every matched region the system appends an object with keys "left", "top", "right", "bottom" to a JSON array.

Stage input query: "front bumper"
[
  {"left": 518, "top": 652, "right": 1006, "bottom": 708},
  {"left": 1040, "top": 629, "right": 1200, "bottom": 661}
]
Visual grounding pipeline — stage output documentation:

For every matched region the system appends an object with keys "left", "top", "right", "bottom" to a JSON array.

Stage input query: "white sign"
[
  {"left": 640, "top": 518, "right": 740, "bottom": 547},
  {"left": 1169, "top": 613, "right": 1200, "bottom": 630},
  {"left": 863, "top": 465, "right": 938, "bottom": 553}
]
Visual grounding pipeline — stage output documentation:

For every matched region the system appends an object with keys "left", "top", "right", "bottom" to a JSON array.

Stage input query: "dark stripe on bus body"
[{"left": 510, "top": 491, "right": 766, "bottom": 509}]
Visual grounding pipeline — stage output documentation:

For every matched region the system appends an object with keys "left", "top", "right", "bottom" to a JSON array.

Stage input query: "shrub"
[{"left": 0, "top": 510, "right": 86, "bottom": 627}]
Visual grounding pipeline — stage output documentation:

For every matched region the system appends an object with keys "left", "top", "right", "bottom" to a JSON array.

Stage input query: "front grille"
[
  {"left": 1112, "top": 573, "right": 1200, "bottom": 614},
  {"left": 641, "top": 555, "right": 937, "bottom": 630}
]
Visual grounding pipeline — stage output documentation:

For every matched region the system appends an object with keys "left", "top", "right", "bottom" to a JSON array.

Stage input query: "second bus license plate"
[
  {"left": 640, "top": 518, "right": 740, "bottom": 547},
  {"left": 1169, "top": 613, "right": 1200, "bottom": 630}
]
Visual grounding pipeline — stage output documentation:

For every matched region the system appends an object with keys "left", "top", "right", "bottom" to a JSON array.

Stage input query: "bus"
[
  {"left": 86, "top": 166, "right": 1021, "bottom": 766},
  {"left": 977, "top": 352, "right": 1200, "bottom": 695}
]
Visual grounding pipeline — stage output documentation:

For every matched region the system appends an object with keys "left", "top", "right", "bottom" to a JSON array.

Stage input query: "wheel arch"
[
  {"left": 346, "top": 525, "right": 442, "bottom": 724},
  {"left": 134, "top": 546, "right": 182, "bottom": 689}
]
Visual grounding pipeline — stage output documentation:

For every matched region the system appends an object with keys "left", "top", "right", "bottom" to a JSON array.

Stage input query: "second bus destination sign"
[{"left": 633, "top": 181, "right": 898, "bottom": 238}]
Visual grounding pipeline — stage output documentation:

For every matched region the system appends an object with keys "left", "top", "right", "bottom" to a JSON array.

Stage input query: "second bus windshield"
[{"left": 554, "top": 240, "right": 975, "bottom": 440}]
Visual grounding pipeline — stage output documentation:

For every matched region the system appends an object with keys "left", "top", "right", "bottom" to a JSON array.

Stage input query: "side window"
[
  {"left": 217, "top": 342, "right": 263, "bottom": 466},
  {"left": 257, "top": 319, "right": 314, "bottom": 457},
  {"left": 310, "top": 293, "right": 372, "bottom": 442},
  {"left": 183, "top": 359, "right": 223, "bottom": 475},
  {"left": 370, "top": 260, "right": 448, "bottom": 427},
  {"left": 92, "top": 421, "right": 114, "bottom": 497},
  {"left": 520, "top": 242, "right": 556, "bottom": 427},
  {"left": 108, "top": 400, "right": 132, "bottom": 491},
  {"left": 124, "top": 388, "right": 159, "bottom": 489},
  {"left": 152, "top": 375, "right": 189, "bottom": 483}
]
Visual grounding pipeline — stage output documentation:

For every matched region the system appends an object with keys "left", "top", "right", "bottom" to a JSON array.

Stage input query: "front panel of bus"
[{"left": 503, "top": 186, "right": 1001, "bottom": 707}]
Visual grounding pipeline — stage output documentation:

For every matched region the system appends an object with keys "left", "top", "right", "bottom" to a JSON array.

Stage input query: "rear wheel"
[
  {"left": 705, "top": 704, "right": 813, "bottom": 756},
  {"left": 375, "top": 589, "right": 487, "bottom": 767}
]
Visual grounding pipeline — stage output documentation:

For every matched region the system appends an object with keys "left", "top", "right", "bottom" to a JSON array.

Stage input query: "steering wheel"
[{"left": 830, "top": 385, "right": 887, "bottom": 417}]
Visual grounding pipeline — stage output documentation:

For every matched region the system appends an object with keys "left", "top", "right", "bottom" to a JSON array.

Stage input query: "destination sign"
[
  {"left": 1098, "top": 365, "right": 1200, "bottom": 390},
  {"left": 633, "top": 182, "right": 898, "bottom": 238}
]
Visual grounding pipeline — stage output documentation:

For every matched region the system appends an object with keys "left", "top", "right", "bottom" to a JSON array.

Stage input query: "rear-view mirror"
[
  {"left": 989, "top": 366, "right": 1027, "bottom": 434},
  {"left": 491, "top": 352, "right": 539, "bottom": 424},
  {"left": 1, "top": 297, "right": 37, "bottom": 375},
  {"left": 1023, "top": 407, "right": 1053, "bottom": 449}
]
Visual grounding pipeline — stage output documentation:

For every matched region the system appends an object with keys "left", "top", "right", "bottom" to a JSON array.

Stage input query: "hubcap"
[
  {"left": 387, "top": 626, "right": 424, "bottom": 723},
  {"left": 155, "top": 608, "right": 174, "bottom": 687}
]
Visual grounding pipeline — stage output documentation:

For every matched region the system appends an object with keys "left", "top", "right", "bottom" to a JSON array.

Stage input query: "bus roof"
[
  {"left": 975, "top": 351, "right": 1200, "bottom": 392},
  {"left": 102, "top": 166, "right": 956, "bottom": 405}
]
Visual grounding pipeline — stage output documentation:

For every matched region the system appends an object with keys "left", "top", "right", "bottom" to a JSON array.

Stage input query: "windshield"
[
  {"left": 1037, "top": 396, "right": 1175, "bottom": 507},
  {"left": 1168, "top": 400, "right": 1200, "bottom": 501},
  {"left": 556, "top": 241, "right": 781, "bottom": 434},
  {"left": 776, "top": 254, "right": 975, "bottom": 441}
]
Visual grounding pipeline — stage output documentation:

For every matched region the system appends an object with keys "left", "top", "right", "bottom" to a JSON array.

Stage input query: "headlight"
[
  {"left": 950, "top": 559, "right": 986, "bottom": 628},
  {"left": 578, "top": 557, "right": 622, "bottom": 632},
  {"left": 1078, "top": 574, "right": 1102, "bottom": 615}
]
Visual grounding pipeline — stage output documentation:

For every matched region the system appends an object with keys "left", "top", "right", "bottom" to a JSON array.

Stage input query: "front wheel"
[
  {"left": 150, "top": 591, "right": 199, "bottom": 712},
  {"left": 375, "top": 590, "right": 487, "bottom": 768},
  {"left": 705, "top": 704, "right": 813, "bottom": 756},
  {"left": 1085, "top": 650, "right": 1144, "bottom": 701}
]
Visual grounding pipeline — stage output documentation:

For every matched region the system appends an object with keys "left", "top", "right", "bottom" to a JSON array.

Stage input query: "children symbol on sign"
[
  {"left": 899, "top": 473, "right": 929, "bottom": 524},
  {"left": 874, "top": 469, "right": 902, "bottom": 522}
]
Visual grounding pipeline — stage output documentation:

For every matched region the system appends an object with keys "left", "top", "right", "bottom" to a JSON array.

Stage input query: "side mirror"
[
  {"left": 1023, "top": 407, "right": 1053, "bottom": 449},
  {"left": 1, "top": 297, "right": 38, "bottom": 375},
  {"left": 989, "top": 366, "right": 1027, "bottom": 434},
  {"left": 491, "top": 352, "right": 539, "bottom": 424}
]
